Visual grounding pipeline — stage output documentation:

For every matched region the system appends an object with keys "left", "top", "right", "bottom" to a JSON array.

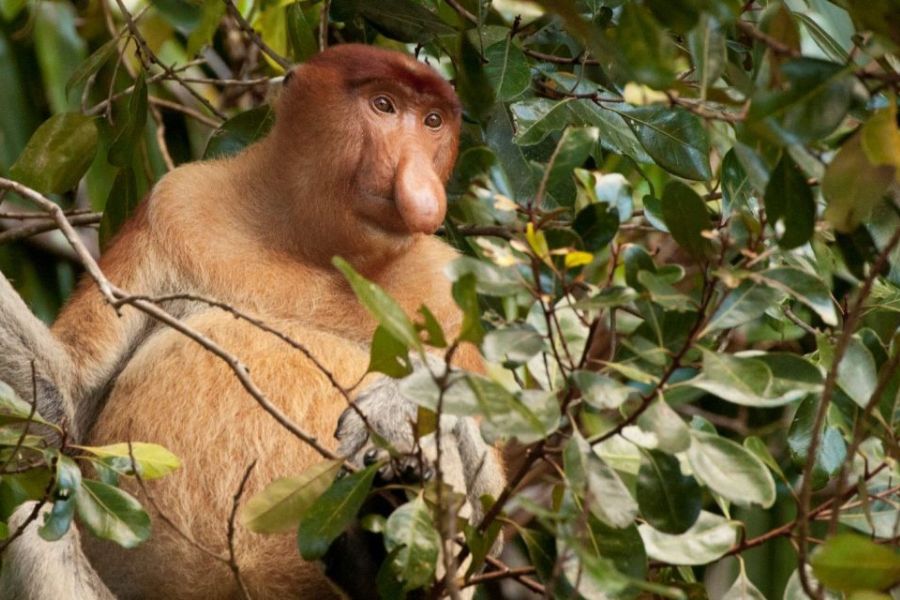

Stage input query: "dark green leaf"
[
  {"left": 334, "top": 257, "right": 422, "bottom": 352},
  {"left": 356, "top": 0, "right": 456, "bottom": 43},
  {"left": 9, "top": 113, "right": 98, "bottom": 194},
  {"left": 99, "top": 166, "right": 139, "bottom": 248},
  {"left": 368, "top": 326, "right": 413, "bottom": 377},
  {"left": 764, "top": 154, "right": 815, "bottom": 249},
  {"left": 66, "top": 38, "right": 118, "bottom": 98},
  {"left": 573, "top": 202, "right": 619, "bottom": 251},
  {"left": 661, "top": 181, "right": 714, "bottom": 259},
  {"left": 297, "top": 464, "right": 378, "bottom": 560},
  {"left": 286, "top": 3, "right": 318, "bottom": 62},
  {"left": 452, "top": 273, "right": 484, "bottom": 344},
  {"left": 108, "top": 73, "right": 148, "bottom": 168},
  {"left": 484, "top": 39, "right": 530, "bottom": 102},
  {"left": 621, "top": 106, "right": 711, "bottom": 181},
  {"left": 204, "top": 105, "right": 275, "bottom": 159},
  {"left": 749, "top": 58, "right": 853, "bottom": 144},
  {"left": 637, "top": 450, "right": 701, "bottom": 534}
]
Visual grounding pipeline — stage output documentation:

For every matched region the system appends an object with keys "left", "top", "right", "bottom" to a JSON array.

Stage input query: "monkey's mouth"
[{"left": 357, "top": 191, "right": 411, "bottom": 234}]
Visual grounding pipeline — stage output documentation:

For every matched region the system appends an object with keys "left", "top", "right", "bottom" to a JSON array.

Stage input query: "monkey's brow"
[{"left": 348, "top": 76, "right": 456, "bottom": 110}]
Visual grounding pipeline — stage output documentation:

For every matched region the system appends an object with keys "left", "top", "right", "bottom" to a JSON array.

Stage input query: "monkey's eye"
[
  {"left": 424, "top": 112, "right": 443, "bottom": 129},
  {"left": 372, "top": 95, "right": 395, "bottom": 114}
]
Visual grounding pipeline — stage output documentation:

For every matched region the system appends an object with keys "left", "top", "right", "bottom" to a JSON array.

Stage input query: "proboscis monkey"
[{"left": 0, "top": 44, "right": 505, "bottom": 599}]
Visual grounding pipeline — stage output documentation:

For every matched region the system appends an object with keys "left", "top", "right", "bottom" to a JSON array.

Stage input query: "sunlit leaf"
[{"left": 241, "top": 460, "right": 341, "bottom": 534}]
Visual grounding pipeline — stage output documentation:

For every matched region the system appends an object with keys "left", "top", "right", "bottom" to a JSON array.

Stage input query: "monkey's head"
[{"left": 275, "top": 44, "right": 461, "bottom": 244}]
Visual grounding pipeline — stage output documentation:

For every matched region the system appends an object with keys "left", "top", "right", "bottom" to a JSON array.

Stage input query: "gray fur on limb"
[
  {"left": 0, "top": 503, "right": 114, "bottom": 600},
  {"left": 0, "top": 274, "right": 74, "bottom": 435}
]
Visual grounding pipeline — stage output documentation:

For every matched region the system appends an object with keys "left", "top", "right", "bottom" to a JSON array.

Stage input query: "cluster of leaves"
[
  {"left": 0, "top": 381, "right": 180, "bottom": 549},
  {"left": 1, "top": 0, "right": 900, "bottom": 598}
]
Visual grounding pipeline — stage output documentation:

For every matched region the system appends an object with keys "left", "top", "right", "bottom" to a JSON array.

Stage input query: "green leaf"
[
  {"left": 75, "top": 479, "right": 150, "bottom": 548},
  {"left": 334, "top": 257, "right": 422, "bottom": 352},
  {"left": 484, "top": 39, "right": 530, "bottom": 102},
  {"left": 637, "top": 450, "right": 701, "bottom": 534},
  {"left": 241, "top": 460, "right": 341, "bottom": 534},
  {"left": 368, "top": 326, "right": 413, "bottom": 377},
  {"left": 0, "top": 381, "right": 51, "bottom": 427},
  {"left": 638, "top": 511, "right": 739, "bottom": 565},
  {"left": 297, "top": 464, "right": 378, "bottom": 560},
  {"left": 810, "top": 534, "right": 900, "bottom": 593},
  {"left": 509, "top": 97, "right": 651, "bottom": 162},
  {"left": 637, "top": 271, "right": 695, "bottom": 312},
  {"left": 721, "top": 148, "right": 755, "bottom": 215},
  {"left": 355, "top": 0, "right": 456, "bottom": 43},
  {"left": 789, "top": 418, "right": 846, "bottom": 491},
  {"left": 482, "top": 325, "right": 544, "bottom": 367},
  {"left": 823, "top": 132, "right": 895, "bottom": 233},
  {"left": 452, "top": 273, "right": 484, "bottom": 344},
  {"left": 384, "top": 494, "right": 440, "bottom": 590},
  {"left": 764, "top": 154, "right": 816, "bottom": 249},
  {"left": 415, "top": 305, "right": 446, "bottom": 349},
  {"left": 722, "top": 571, "right": 767, "bottom": 600},
  {"left": 77, "top": 442, "right": 181, "bottom": 480},
  {"left": 9, "top": 113, "right": 98, "bottom": 194},
  {"left": 573, "top": 202, "right": 619, "bottom": 251},
  {"left": 743, "top": 436, "right": 787, "bottom": 482},
  {"left": 661, "top": 181, "right": 714, "bottom": 259},
  {"left": 445, "top": 256, "right": 522, "bottom": 296},
  {"left": 204, "top": 105, "right": 275, "bottom": 159},
  {"left": 564, "top": 434, "right": 638, "bottom": 528},
  {"left": 704, "top": 281, "right": 784, "bottom": 333},
  {"left": 98, "top": 166, "right": 139, "bottom": 249},
  {"left": 66, "top": 38, "right": 119, "bottom": 98},
  {"left": 621, "top": 107, "right": 712, "bottom": 181},
  {"left": 572, "top": 370, "right": 636, "bottom": 410},
  {"left": 687, "top": 430, "right": 776, "bottom": 508},
  {"left": 836, "top": 336, "right": 877, "bottom": 408},
  {"left": 614, "top": 3, "right": 677, "bottom": 89},
  {"left": 749, "top": 58, "right": 853, "bottom": 144},
  {"left": 546, "top": 128, "right": 599, "bottom": 206},
  {"left": 107, "top": 73, "right": 148, "bottom": 168},
  {"left": 758, "top": 267, "right": 838, "bottom": 326},
  {"left": 688, "top": 15, "right": 726, "bottom": 98},
  {"left": 286, "top": 3, "right": 318, "bottom": 62},
  {"left": 186, "top": 0, "right": 226, "bottom": 57}
]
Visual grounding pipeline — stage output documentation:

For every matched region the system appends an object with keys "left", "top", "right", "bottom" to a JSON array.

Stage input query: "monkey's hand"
[{"left": 334, "top": 374, "right": 505, "bottom": 524}]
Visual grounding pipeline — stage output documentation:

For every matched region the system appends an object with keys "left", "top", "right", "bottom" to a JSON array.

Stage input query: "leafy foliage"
[{"left": 1, "top": 0, "right": 899, "bottom": 598}]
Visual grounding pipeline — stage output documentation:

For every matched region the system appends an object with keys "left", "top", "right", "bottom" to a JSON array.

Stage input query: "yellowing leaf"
[
  {"left": 76, "top": 443, "right": 181, "bottom": 480},
  {"left": 525, "top": 222, "right": 550, "bottom": 260},
  {"left": 565, "top": 250, "right": 594, "bottom": 269},
  {"left": 862, "top": 103, "right": 900, "bottom": 179}
]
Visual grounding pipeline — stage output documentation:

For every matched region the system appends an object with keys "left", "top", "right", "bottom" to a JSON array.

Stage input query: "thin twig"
[
  {"left": 227, "top": 460, "right": 257, "bottom": 600},
  {"left": 0, "top": 214, "right": 102, "bottom": 245},
  {"left": 223, "top": 0, "right": 293, "bottom": 71}
]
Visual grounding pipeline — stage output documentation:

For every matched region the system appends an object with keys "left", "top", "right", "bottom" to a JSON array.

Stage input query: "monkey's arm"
[
  {"left": 0, "top": 214, "right": 163, "bottom": 439},
  {"left": 0, "top": 274, "right": 75, "bottom": 428}
]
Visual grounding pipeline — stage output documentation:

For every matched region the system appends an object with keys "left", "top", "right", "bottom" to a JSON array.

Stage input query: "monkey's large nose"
[{"left": 394, "top": 151, "right": 447, "bottom": 234}]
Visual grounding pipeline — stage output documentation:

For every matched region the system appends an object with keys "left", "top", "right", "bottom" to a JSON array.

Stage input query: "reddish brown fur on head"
[{"left": 266, "top": 44, "right": 462, "bottom": 266}]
